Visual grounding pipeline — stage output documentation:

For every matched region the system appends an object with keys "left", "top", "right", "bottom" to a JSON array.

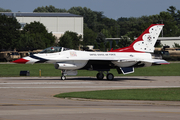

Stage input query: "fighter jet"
[{"left": 13, "top": 24, "right": 169, "bottom": 80}]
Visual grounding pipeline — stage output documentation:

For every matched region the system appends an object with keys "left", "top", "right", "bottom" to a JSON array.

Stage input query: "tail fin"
[{"left": 109, "top": 24, "right": 164, "bottom": 53}]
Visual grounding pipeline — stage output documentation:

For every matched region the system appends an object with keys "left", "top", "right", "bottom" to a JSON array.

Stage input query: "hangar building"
[
  {"left": 1, "top": 12, "right": 83, "bottom": 39},
  {"left": 158, "top": 37, "right": 180, "bottom": 48}
]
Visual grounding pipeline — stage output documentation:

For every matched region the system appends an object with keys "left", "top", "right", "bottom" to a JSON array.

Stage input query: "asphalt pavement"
[{"left": 0, "top": 76, "right": 180, "bottom": 120}]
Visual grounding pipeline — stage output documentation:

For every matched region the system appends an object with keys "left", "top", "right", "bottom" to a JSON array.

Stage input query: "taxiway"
[{"left": 0, "top": 76, "right": 180, "bottom": 120}]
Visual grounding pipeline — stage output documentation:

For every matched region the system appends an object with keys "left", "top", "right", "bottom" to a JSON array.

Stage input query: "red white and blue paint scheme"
[{"left": 13, "top": 24, "right": 169, "bottom": 80}]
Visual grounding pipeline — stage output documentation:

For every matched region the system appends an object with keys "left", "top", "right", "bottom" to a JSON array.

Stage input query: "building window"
[{"left": 20, "top": 23, "right": 26, "bottom": 30}]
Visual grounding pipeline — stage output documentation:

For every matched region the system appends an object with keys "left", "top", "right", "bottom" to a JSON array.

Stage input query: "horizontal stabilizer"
[
  {"left": 142, "top": 59, "right": 170, "bottom": 65},
  {"left": 120, "top": 67, "right": 134, "bottom": 74}
]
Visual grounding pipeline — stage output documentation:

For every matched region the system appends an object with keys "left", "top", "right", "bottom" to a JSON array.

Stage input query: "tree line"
[
  {"left": 1, "top": 6, "right": 180, "bottom": 51},
  {"left": 34, "top": 5, "right": 180, "bottom": 50},
  {"left": 0, "top": 14, "right": 56, "bottom": 51}
]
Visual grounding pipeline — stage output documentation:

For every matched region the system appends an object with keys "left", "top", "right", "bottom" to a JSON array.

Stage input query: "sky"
[{"left": 1, "top": 0, "right": 180, "bottom": 19}]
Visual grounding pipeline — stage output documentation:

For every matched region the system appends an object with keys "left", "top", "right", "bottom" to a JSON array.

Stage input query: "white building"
[
  {"left": 1, "top": 12, "right": 83, "bottom": 39},
  {"left": 158, "top": 37, "right": 180, "bottom": 47}
]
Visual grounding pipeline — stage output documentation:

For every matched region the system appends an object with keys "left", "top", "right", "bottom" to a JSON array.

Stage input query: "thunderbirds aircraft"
[{"left": 13, "top": 24, "right": 169, "bottom": 80}]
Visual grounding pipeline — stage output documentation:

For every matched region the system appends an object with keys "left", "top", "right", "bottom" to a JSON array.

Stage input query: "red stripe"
[{"left": 13, "top": 58, "right": 29, "bottom": 64}]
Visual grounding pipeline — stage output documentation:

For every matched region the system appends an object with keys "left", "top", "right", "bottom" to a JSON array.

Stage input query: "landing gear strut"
[
  {"left": 96, "top": 71, "right": 114, "bottom": 80},
  {"left": 61, "top": 70, "right": 66, "bottom": 80}
]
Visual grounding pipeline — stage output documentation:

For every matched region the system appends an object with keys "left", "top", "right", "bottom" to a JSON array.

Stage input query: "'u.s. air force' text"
[{"left": 90, "top": 54, "right": 116, "bottom": 56}]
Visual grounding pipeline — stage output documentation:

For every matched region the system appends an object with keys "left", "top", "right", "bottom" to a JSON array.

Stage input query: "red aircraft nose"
[{"left": 13, "top": 58, "right": 29, "bottom": 64}]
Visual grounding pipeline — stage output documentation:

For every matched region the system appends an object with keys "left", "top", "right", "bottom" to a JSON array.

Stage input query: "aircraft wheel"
[
  {"left": 61, "top": 76, "right": 66, "bottom": 80},
  {"left": 106, "top": 73, "right": 114, "bottom": 80},
  {"left": 96, "top": 73, "right": 104, "bottom": 80}
]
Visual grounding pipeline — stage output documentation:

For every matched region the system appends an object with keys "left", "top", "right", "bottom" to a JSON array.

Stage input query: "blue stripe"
[{"left": 30, "top": 55, "right": 48, "bottom": 63}]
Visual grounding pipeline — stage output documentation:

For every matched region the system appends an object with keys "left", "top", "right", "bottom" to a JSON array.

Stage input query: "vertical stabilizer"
[{"left": 109, "top": 24, "right": 164, "bottom": 53}]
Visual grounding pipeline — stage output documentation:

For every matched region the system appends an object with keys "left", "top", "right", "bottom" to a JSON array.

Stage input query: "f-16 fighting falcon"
[{"left": 13, "top": 24, "right": 169, "bottom": 80}]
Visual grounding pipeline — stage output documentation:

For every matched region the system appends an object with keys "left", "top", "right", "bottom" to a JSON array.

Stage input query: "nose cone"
[{"left": 13, "top": 58, "right": 29, "bottom": 64}]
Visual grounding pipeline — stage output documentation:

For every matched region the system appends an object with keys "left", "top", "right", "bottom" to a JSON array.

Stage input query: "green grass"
[
  {"left": 54, "top": 88, "right": 180, "bottom": 101},
  {"left": 0, "top": 64, "right": 60, "bottom": 77},
  {"left": 0, "top": 63, "right": 180, "bottom": 77},
  {"left": 1, "top": 63, "right": 179, "bottom": 101}
]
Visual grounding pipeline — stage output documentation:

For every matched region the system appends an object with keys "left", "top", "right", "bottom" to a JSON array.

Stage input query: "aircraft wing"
[
  {"left": 89, "top": 57, "right": 169, "bottom": 65},
  {"left": 89, "top": 57, "right": 137, "bottom": 61},
  {"left": 89, "top": 57, "right": 170, "bottom": 66}
]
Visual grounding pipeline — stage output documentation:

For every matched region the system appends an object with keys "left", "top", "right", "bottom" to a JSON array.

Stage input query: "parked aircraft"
[{"left": 13, "top": 24, "right": 169, "bottom": 80}]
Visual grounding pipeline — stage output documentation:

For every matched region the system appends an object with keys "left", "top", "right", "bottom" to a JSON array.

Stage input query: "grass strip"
[
  {"left": 54, "top": 88, "right": 180, "bottom": 101},
  {"left": 0, "top": 63, "right": 180, "bottom": 77}
]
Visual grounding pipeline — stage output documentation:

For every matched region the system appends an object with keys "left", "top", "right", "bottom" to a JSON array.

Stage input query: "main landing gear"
[
  {"left": 60, "top": 70, "right": 114, "bottom": 80},
  {"left": 96, "top": 71, "right": 114, "bottom": 80}
]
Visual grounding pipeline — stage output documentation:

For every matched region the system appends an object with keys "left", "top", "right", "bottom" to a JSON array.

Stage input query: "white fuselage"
[{"left": 24, "top": 50, "right": 152, "bottom": 70}]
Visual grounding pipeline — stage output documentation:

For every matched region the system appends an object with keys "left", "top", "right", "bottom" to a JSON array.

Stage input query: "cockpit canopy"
[{"left": 39, "top": 47, "right": 71, "bottom": 53}]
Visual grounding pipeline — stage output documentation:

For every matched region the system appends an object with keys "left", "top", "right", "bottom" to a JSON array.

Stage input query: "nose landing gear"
[
  {"left": 61, "top": 70, "right": 67, "bottom": 80},
  {"left": 61, "top": 75, "right": 66, "bottom": 80}
]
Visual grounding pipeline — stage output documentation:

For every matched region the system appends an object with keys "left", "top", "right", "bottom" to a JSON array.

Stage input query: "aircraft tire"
[
  {"left": 106, "top": 73, "right": 114, "bottom": 80},
  {"left": 61, "top": 76, "right": 66, "bottom": 80},
  {"left": 96, "top": 73, "right": 104, "bottom": 80}
]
